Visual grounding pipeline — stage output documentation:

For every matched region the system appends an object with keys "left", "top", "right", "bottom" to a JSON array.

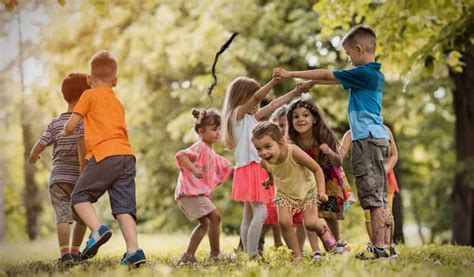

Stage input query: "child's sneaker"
[
  {"left": 81, "top": 224, "right": 112, "bottom": 261},
  {"left": 355, "top": 243, "right": 389, "bottom": 260},
  {"left": 57, "top": 253, "right": 74, "bottom": 268},
  {"left": 389, "top": 245, "right": 399, "bottom": 259},
  {"left": 336, "top": 240, "right": 347, "bottom": 254},
  {"left": 120, "top": 249, "right": 146, "bottom": 267},
  {"left": 312, "top": 251, "right": 322, "bottom": 262}
]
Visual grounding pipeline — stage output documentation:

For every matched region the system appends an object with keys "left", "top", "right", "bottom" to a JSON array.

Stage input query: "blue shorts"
[{"left": 71, "top": 155, "right": 137, "bottom": 220}]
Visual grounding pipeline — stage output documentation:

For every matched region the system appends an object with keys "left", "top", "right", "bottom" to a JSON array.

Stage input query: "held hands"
[
  {"left": 299, "top": 80, "right": 315, "bottom": 92},
  {"left": 262, "top": 178, "right": 274, "bottom": 190},
  {"left": 273, "top": 67, "right": 292, "bottom": 79}
]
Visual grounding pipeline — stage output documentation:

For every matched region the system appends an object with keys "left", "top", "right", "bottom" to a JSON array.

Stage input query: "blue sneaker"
[
  {"left": 120, "top": 249, "right": 146, "bottom": 267},
  {"left": 81, "top": 225, "right": 112, "bottom": 260}
]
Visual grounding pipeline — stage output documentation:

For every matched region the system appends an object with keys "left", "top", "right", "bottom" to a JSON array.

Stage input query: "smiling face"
[
  {"left": 252, "top": 135, "right": 284, "bottom": 165},
  {"left": 198, "top": 125, "right": 221, "bottom": 145},
  {"left": 291, "top": 107, "right": 314, "bottom": 135}
]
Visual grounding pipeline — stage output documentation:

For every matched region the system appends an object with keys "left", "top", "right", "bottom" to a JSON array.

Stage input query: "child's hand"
[
  {"left": 192, "top": 168, "right": 204, "bottom": 179},
  {"left": 262, "top": 178, "right": 273, "bottom": 189},
  {"left": 319, "top": 143, "right": 333, "bottom": 155},
  {"left": 273, "top": 67, "right": 292, "bottom": 79},
  {"left": 294, "top": 83, "right": 307, "bottom": 95},
  {"left": 318, "top": 192, "right": 329, "bottom": 202},
  {"left": 300, "top": 81, "right": 314, "bottom": 91},
  {"left": 28, "top": 153, "right": 40, "bottom": 164}
]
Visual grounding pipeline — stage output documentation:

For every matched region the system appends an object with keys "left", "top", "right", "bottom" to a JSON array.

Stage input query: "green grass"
[{"left": 1, "top": 233, "right": 473, "bottom": 276}]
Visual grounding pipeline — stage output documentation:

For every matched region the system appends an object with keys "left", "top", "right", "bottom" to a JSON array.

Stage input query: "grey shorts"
[
  {"left": 352, "top": 137, "right": 390, "bottom": 210},
  {"left": 71, "top": 155, "right": 137, "bottom": 221},
  {"left": 49, "top": 182, "right": 84, "bottom": 224}
]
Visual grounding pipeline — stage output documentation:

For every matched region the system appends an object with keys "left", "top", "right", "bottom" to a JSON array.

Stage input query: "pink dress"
[{"left": 175, "top": 141, "right": 233, "bottom": 200}]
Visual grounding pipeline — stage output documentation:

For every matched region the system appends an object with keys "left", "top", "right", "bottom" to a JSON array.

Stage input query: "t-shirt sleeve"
[
  {"left": 73, "top": 92, "right": 92, "bottom": 117},
  {"left": 38, "top": 122, "right": 54, "bottom": 147},
  {"left": 333, "top": 67, "right": 370, "bottom": 90},
  {"left": 175, "top": 142, "right": 204, "bottom": 168}
]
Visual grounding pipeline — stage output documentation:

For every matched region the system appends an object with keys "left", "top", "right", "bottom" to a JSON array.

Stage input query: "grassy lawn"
[{"left": 1, "top": 233, "right": 473, "bottom": 276}]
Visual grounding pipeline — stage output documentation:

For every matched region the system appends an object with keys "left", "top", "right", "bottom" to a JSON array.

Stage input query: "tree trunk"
[
  {"left": 451, "top": 49, "right": 474, "bottom": 246},
  {"left": 0, "top": 154, "right": 4, "bottom": 243},
  {"left": 18, "top": 10, "right": 42, "bottom": 240}
]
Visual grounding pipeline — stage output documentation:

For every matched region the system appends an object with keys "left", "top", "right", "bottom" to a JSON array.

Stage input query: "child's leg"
[
  {"left": 325, "top": 218, "right": 340, "bottom": 241},
  {"left": 206, "top": 209, "right": 221, "bottom": 256},
  {"left": 184, "top": 216, "right": 211, "bottom": 258},
  {"left": 369, "top": 206, "right": 387, "bottom": 249},
  {"left": 71, "top": 222, "right": 87, "bottom": 255},
  {"left": 278, "top": 205, "right": 301, "bottom": 259},
  {"left": 302, "top": 205, "right": 336, "bottom": 252},
  {"left": 57, "top": 223, "right": 71, "bottom": 256},
  {"left": 272, "top": 224, "right": 283, "bottom": 247},
  {"left": 73, "top": 202, "right": 101, "bottom": 232},
  {"left": 240, "top": 202, "right": 253, "bottom": 253},
  {"left": 246, "top": 202, "right": 267, "bottom": 256},
  {"left": 384, "top": 192, "right": 395, "bottom": 246},
  {"left": 306, "top": 230, "right": 320, "bottom": 253},
  {"left": 295, "top": 223, "right": 306, "bottom": 250},
  {"left": 116, "top": 213, "right": 138, "bottom": 253},
  {"left": 364, "top": 210, "right": 374, "bottom": 243}
]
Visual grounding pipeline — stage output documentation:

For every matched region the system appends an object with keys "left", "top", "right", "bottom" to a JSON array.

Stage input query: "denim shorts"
[
  {"left": 71, "top": 155, "right": 137, "bottom": 220},
  {"left": 352, "top": 138, "right": 389, "bottom": 210}
]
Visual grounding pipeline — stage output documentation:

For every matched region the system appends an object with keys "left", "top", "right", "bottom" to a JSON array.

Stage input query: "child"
[
  {"left": 60, "top": 50, "right": 146, "bottom": 266},
  {"left": 175, "top": 108, "right": 233, "bottom": 263},
  {"left": 251, "top": 121, "right": 336, "bottom": 261},
  {"left": 287, "top": 99, "right": 354, "bottom": 256},
  {"left": 221, "top": 76, "right": 303, "bottom": 257},
  {"left": 274, "top": 25, "right": 391, "bottom": 259},
  {"left": 341, "top": 125, "right": 399, "bottom": 258},
  {"left": 28, "top": 73, "right": 89, "bottom": 266}
]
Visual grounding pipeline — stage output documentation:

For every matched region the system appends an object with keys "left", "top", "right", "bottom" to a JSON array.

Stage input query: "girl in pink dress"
[
  {"left": 175, "top": 108, "right": 233, "bottom": 263},
  {"left": 222, "top": 77, "right": 304, "bottom": 257}
]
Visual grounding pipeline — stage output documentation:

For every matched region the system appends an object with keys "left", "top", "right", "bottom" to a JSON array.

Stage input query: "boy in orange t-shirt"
[{"left": 60, "top": 50, "right": 145, "bottom": 267}]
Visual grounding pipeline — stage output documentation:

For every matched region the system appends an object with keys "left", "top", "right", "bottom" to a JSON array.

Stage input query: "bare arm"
[
  {"left": 340, "top": 130, "right": 352, "bottom": 160},
  {"left": 236, "top": 78, "right": 280, "bottom": 122},
  {"left": 319, "top": 143, "right": 343, "bottom": 167},
  {"left": 274, "top": 67, "right": 339, "bottom": 84},
  {"left": 59, "top": 113, "right": 83, "bottom": 137},
  {"left": 385, "top": 127, "right": 398, "bottom": 173},
  {"left": 28, "top": 142, "right": 46, "bottom": 164},
  {"left": 254, "top": 83, "right": 304, "bottom": 121},
  {"left": 177, "top": 155, "right": 203, "bottom": 178},
  {"left": 77, "top": 138, "right": 86, "bottom": 173},
  {"left": 291, "top": 145, "right": 327, "bottom": 202},
  {"left": 260, "top": 160, "right": 274, "bottom": 189}
]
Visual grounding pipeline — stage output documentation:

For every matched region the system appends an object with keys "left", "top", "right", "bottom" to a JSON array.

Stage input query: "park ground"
[{"left": 1, "top": 232, "right": 474, "bottom": 276}]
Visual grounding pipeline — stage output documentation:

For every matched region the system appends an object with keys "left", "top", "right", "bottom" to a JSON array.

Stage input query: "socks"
[{"left": 60, "top": 245, "right": 70, "bottom": 257}]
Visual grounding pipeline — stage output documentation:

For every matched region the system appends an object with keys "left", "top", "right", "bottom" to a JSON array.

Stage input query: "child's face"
[
  {"left": 291, "top": 107, "right": 314, "bottom": 135},
  {"left": 343, "top": 44, "right": 363, "bottom": 66},
  {"left": 199, "top": 125, "right": 221, "bottom": 145},
  {"left": 253, "top": 135, "right": 283, "bottom": 165},
  {"left": 277, "top": 115, "right": 287, "bottom": 137}
]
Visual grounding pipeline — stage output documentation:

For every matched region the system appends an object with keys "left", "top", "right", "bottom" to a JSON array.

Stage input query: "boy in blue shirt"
[{"left": 273, "top": 25, "right": 391, "bottom": 259}]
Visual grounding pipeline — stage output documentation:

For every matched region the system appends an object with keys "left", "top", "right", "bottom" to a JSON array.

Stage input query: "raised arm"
[
  {"left": 385, "top": 127, "right": 398, "bottom": 173},
  {"left": 340, "top": 130, "right": 352, "bottom": 160},
  {"left": 59, "top": 113, "right": 83, "bottom": 137},
  {"left": 291, "top": 145, "right": 327, "bottom": 202},
  {"left": 28, "top": 142, "right": 46, "bottom": 164},
  {"left": 254, "top": 83, "right": 304, "bottom": 121},
  {"left": 236, "top": 78, "right": 280, "bottom": 122},
  {"left": 273, "top": 68, "right": 339, "bottom": 84}
]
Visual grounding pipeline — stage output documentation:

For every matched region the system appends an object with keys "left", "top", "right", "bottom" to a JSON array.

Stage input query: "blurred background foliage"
[{"left": 0, "top": 0, "right": 471, "bottom": 245}]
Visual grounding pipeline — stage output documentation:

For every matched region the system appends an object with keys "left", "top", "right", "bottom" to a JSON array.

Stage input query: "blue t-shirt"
[{"left": 333, "top": 62, "right": 388, "bottom": 141}]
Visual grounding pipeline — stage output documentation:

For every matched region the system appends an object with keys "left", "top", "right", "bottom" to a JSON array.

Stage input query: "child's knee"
[
  {"left": 209, "top": 210, "right": 221, "bottom": 223},
  {"left": 199, "top": 217, "right": 211, "bottom": 229}
]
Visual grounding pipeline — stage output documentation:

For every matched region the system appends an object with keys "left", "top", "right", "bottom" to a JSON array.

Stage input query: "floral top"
[{"left": 175, "top": 141, "right": 233, "bottom": 200}]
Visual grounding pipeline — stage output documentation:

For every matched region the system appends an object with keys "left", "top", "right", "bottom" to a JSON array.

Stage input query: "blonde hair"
[
  {"left": 89, "top": 50, "right": 118, "bottom": 83},
  {"left": 221, "top": 77, "right": 260, "bottom": 149},
  {"left": 252, "top": 121, "right": 283, "bottom": 143}
]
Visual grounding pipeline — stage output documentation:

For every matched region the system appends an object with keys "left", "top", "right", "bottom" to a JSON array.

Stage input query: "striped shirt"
[{"left": 38, "top": 112, "right": 84, "bottom": 187}]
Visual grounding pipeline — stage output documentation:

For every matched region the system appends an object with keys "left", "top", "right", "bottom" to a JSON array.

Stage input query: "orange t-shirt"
[{"left": 73, "top": 87, "right": 134, "bottom": 162}]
